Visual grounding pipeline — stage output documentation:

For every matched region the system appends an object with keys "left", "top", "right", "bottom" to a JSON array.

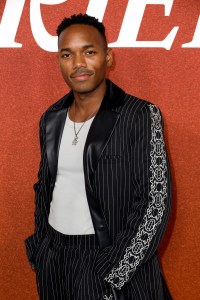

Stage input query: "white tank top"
[{"left": 48, "top": 112, "right": 95, "bottom": 235}]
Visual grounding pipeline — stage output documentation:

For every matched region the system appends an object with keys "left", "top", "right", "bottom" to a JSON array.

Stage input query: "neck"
[{"left": 69, "top": 81, "right": 106, "bottom": 122}]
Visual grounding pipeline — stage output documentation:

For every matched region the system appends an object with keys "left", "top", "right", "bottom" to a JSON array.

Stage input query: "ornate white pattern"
[
  {"left": 104, "top": 104, "right": 167, "bottom": 290},
  {"left": 103, "top": 295, "right": 113, "bottom": 300}
]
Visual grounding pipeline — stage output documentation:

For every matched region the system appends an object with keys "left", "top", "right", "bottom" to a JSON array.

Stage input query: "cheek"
[
  {"left": 93, "top": 60, "right": 107, "bottom": 72},
  {"left": 96, "top": 63, "right": 107, "bottom": 76},
  {"left": 59, "top": 63, "right": 70, "bottom": 77}
]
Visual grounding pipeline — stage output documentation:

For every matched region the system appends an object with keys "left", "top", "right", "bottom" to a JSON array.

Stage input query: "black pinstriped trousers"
[{"left": 35, "top": 224, "right": 113, "bottom": 300}]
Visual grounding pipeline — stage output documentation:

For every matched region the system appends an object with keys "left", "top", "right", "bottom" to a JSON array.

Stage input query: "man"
[{"left": 25, "top": 13, "right": 172, "bottom": 300}]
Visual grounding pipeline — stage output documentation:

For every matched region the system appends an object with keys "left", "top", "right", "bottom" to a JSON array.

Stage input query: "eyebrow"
[{"left": 60, "top": 44, "right": 95, "bottom": 52}]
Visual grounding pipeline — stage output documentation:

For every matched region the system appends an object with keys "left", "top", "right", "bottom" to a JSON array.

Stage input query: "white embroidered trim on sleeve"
[
  {"left": 104, "top": 104, "right": 167, "bottom": 290},
  {"left": 103, "top": 295, "right": 113, "bottom": 300}
]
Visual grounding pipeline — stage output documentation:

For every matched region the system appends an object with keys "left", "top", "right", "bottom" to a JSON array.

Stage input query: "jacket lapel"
[
  {"left": 83, "top": 80, "right": 126, "bottom": 192},
  {"left": 83, "top": 109, "right": 120, "bottom": 192},
  {"left": 46, "top": 108, "right": 68, "bottom": 183},
  {"left": 45, "top": 93, "right": 73, "bottom": 183}
]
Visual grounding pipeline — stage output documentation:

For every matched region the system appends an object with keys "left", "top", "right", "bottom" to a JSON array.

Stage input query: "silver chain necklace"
[{"left": 71, "top": 104, "right": 97, "bottom": 145}]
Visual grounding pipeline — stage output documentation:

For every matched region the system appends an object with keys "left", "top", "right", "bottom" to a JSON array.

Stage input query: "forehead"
[{"left": 58, "top": 24, "right": 106, "bottom": 50}]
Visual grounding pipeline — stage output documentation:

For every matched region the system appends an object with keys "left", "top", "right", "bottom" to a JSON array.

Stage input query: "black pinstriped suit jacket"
[{"left": 25, "top": 80, "right": 172, "bottom": 299}]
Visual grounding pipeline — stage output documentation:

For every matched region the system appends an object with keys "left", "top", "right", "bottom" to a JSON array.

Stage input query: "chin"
[
  {"left": 70, "top": 82, "right": 96, "bottom": 94},
  {"left": 73, "top": 87, "right": 94, "bottom": 94}
]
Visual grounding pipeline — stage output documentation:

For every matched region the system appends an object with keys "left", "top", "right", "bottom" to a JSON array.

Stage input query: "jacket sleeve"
[
  {"left": 95, "top": 103, "right": 172, "bottom": 290},
  {"left": 24, "top": 113, "right": 51, "bottom": 268}
]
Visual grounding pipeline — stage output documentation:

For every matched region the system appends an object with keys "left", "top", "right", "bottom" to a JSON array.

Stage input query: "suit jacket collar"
[
  {"left": 45, "top": 79, "right": 126, "bottom": 186},
  {"left": 47, "top": 79, "right": 126, "bottom": 111}
]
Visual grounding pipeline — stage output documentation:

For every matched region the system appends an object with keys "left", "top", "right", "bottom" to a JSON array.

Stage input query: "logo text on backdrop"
[{"left": 0, "top": 0, "right": 199, "bottom": 51}]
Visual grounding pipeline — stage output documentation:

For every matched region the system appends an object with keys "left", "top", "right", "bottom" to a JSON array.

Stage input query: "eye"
[
  {"left": 61, "top": 53, "right": 72, "bottom": 59},
  {"left": 85, "top": 50, "right": 96, "bottom": 56}
]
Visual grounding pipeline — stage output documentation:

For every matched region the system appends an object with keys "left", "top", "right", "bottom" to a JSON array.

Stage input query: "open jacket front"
[{"left": 25, "top": 80, "right": 172, "bottom": 298}]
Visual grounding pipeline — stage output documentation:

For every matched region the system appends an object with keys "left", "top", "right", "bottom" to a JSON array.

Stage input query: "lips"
[{"left": 73, "top": 74, "right": 91, "bottom": 81}]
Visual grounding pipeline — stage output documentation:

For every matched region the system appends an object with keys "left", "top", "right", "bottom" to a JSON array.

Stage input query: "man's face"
[{"left": 57, "top": 24, "right": 112, "bottom": 94}]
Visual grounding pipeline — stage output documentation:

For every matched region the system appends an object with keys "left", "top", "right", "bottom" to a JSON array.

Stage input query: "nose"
[{"left": 72, "top": 53, "right": 87, "bottom": 70}]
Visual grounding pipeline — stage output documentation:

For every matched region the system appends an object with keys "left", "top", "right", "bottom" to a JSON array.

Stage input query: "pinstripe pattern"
[
  {"left": 35, "top": 225, "right": 113, "bottom": 300},
  {"left": 25, "top": 113, "right": 52, "bottom": 269},
  {"left": 25, "top": 80, "right": 172, "bottom": 299}
]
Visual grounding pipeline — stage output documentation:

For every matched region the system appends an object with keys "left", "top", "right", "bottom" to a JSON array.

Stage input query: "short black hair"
[{"left": 56, "top": 13, "right": 107, "bottom": 46}]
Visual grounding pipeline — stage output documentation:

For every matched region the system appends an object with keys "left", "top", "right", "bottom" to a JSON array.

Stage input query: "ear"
[{"left": 106, "top": 48, "right": 113, "bottom": 67}]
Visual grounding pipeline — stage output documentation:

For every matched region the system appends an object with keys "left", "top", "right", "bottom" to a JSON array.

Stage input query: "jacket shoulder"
[
  {"left": 122, "top": 93, "right": 157, "bottom": 113},
  {"left": 121, "top": 94, "right": 163, "bottom": 128},
  {"left": 46, "top": 94, "right": 69, "bottom": 112},
  {"left": 36, "top": 94, "right": 69, "bottom": 126},
  {"left": 39, "top": 93, "right": 70, "bottom": 122},
  {"left": 125, "top": 93, "right": 154, "bottom": 107}
]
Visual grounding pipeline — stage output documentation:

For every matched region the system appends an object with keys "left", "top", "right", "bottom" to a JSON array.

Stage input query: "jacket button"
[{"left": 98, "top": 224, "right": 106, "bottom": 231}]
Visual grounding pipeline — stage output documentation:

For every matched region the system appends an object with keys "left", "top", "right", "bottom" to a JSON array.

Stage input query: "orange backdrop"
[{"left": 0, "top": 0, "right": 199, "bottom": 299}]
